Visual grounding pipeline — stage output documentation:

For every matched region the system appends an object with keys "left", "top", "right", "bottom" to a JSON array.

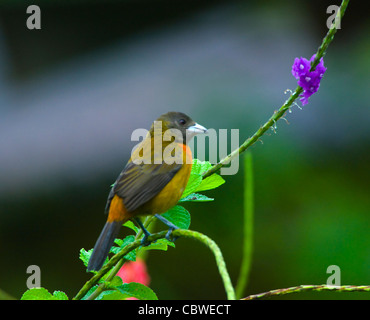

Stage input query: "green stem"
[
  {"left": 74, "top": 229, "right": 235, "bottom": 300},
  {"left": 235, "top": 152, "right": 254, "bottom": 299},
  {"left": 85, "top": 257, "right": 128, "bottom": 300},
  {"left": 74, "top": 231, "right": 167, "bottom": 300},
  {"left": 85, "top": 216, "right": 155, "bottom": 300},
  {"left": 177, "top": 229, "right": 236, "bottom": 300},
  {"left": 202, "top": 0, "right": 350, "bottom": 179},
  {"left": 0, "top": 288, "right": 16, "bottom": 300},
  {"left": 243, "top": 284, "right": 370, "bottom": 300}
]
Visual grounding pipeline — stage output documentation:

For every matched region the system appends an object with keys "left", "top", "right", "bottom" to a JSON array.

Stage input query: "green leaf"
[
  {"left": 21, "top": 287, "right": 56, "bottom": 300},
  {"left": 80, "top": 248, "right": 107, "bottom": 272},
  {"left": 115, "top": 282, "right": 158, "bottom": 300},
  {"left": 53, "top": 291, "right": 69, "bottom": 300},
  {"left": 181, "top": 159, "right": 224, "bottom": 198},
  {"left": 191, "top": 159, "right": 213, "bottom": 175},
  {"left": 181, "top": 173, "right": 202, "bottom": 198},
  {"left": 123, "top": 220, "right": 139, "bottom": 233},
  {"left": 161, "top": 205, "right": 190, "bottom": 230},
  {"left": 79, "top": 248, "right": 93, "bottom": 268},
  {"left": 108, "top": 276, "right": 124, "bottom": 288},
  {"left": 81, "top": 285, "right": 99, "bottom": 300},
  {"left": 140, "top": 238, "right": 175, "bottom": 252},
  {"left": 97, "top": 283, "right": 158, "bottom": 300},
  {"left": 98, "top": 290, "right": 127, "bottom": 300},
  {"left": 81, "top": 235, "right": 136, "bottom": 273},
  {"left": 179, "top": 193, "right": 214, "bottom": 203},
  {"left": 195, "top": 173, "right": 225, "bottom": 193},
  {"left": 111, "top": 235, "right": 137, "bottom": 261}
]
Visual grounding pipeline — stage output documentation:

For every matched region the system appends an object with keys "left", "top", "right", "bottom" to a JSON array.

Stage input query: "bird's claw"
[
  {"left": 140, "top": 232, "right": 155, "bottom": 247},
  {"left": 165, "top": 227, "right": 179, "bottom": 242}
]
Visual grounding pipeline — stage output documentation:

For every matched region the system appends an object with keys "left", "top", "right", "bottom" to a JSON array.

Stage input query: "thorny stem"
[
  {"left": 243, "top": 284, "right": 370, "bottom": 300},
  {"left": 202, "top": 0, "right": 350, "bottom": 179}
]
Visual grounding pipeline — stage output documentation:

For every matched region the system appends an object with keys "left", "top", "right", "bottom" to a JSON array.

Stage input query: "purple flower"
[
  {"left": 291, "top": 54, "right": 327, "bottom": 105},
  {"left": 291, "top": 57, "right": 311, "bottom": 78}
]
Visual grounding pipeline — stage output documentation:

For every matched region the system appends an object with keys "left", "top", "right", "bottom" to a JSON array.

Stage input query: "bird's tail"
[{"left": 87, "top": 220, "right": 125, "bottom": 272}]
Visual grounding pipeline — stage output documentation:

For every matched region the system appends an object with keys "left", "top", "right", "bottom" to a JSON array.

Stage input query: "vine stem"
[
  {"left": 235, "top": 153, "right": 254, "bottom": 299},
  {"left": 242, "top": 284, "right": 370, "bottom": 300},
  {"left": 84, "top": 216, "right": 155, "bottom": 300},
  {"left": 74, "top": 229, "right": 235, "bottom": 300},
  {"left": 178, "top": 229, "right": 236, "bottom": 300},
  {"left": 202, "top": 0, "right": 350, "bottom": 179}
]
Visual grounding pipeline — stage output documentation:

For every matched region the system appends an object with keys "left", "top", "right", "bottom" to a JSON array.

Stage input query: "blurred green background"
[{"left": 0, "top": 0, "right": 369, "bottom": 300}]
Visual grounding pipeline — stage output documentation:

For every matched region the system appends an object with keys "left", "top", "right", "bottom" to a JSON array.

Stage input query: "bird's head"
[{"left": 151, "top": 111, "right": 207, "bottom": 144}]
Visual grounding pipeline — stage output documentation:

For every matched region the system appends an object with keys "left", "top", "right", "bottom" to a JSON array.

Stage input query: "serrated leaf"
[
  {"left": 182, "top": 159, "right": 223, "bottom": 198},
  {"left": 111, "top": 235, "right": 137, "bottom": 261},
  {"left": 179, "top": 193, "right": 214, "bottom": 203},
  {"left": 53, "top": 291, "right": 69, "bottom": 300},
  {"left": 123, "top": 220, "right": 139, "bottom": 233},
  {"left": 191, "top": 159, "right": 213, "bottom": 175},
  {"left": 80, "top": 248, "right": 106, "bottom": 272},
  {"left": 181, "top": 173, "right": 202, "bottom": 198},
  {"left": 195, "top": 173, "right": 225, "bottom": 192},
  {"left": 115, "top": 282, "right": 158, "bottom": 300},
  {"left": 79, "top": 248, "right": 93, "bottom": 267},
  {"left": 21, "top": 287, "right": 55, "bottom": 300},
  {"left": 140, "top": 238, "right": 175, "bottom": 252},
  {"left": 161, "top": 205, "right": 190, "bottom": 230}
]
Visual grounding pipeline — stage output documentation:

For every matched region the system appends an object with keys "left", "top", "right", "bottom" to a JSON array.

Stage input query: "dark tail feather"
[{"left": 87, "top": 220, "right": 123, "bottom": 272}]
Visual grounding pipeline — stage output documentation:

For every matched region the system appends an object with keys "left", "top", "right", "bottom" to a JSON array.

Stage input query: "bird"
[{"left": 87, "top": 111, "right": 207, "bottom": 271}]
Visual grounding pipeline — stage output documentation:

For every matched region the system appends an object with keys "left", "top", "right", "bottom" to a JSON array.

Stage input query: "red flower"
[{"left": 117, "top": 258, "right": 150, "bottom": 286}]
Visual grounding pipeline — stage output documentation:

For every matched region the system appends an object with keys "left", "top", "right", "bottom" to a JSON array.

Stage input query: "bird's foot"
[
  {"left": 140, "top": 232, "right": 153, "bottom": 247},
  {"left": 165, "top": 227, "right": 179, "bottom": 242},
  {"left": 134, "top": 217, "right": 154, "bottom": 246},
  {"left": 154, "top": 214, "right": 180, "bottom": 242}
]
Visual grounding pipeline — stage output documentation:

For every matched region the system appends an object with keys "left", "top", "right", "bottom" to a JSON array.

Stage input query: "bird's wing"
[{"left": 108, "top": 139, "right": 185, "bottom": 212}]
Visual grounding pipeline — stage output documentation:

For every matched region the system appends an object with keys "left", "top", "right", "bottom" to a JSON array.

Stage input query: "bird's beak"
[
  {"left": 187, "top": 123, "right": 208, "bottom": 135},
  {"left": 186, "top": 122, "right": 208, "bottom": 141}
]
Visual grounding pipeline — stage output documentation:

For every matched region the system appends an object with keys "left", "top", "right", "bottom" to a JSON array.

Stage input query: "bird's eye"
[{"left": 179, "top": 119, "right": 186, "bottom": 125}]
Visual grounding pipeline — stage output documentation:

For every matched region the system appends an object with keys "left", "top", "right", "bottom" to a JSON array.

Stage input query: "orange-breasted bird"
[{"left": 87, "top": 112, "right": 207, "bottom": 271}]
